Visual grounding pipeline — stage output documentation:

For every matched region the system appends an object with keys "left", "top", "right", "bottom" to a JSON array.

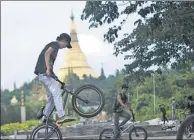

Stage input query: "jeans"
[
  {"left": 114, "top": 108, "right": 131, "bottom": 138},
  {"left": 38, "top": 74, "right": 65, "bottom": 118},
  {"left": 163, "top": 113, "right": 168, "bottom": 124},
  {"left": 172, "top": 109, "right": 177, "bottom": 120}
]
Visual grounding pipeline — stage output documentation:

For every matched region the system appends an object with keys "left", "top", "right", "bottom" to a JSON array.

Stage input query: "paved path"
[
  {"left": 4, "top": 134, "right": 194, "bottom": 139},
  {"left": 148, "top": 136, "right": 194, "bottom": 139},
  {"left": 63, "top": 135, "right": 194, "bottom": 140}
]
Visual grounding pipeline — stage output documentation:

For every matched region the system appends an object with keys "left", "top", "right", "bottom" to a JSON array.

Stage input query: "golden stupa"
[
  {"left": 11, "top": 96, "right": 18, "bottom": 105},
  {"left": 58, "top": 10, "right": 99, "bottom": 81}
]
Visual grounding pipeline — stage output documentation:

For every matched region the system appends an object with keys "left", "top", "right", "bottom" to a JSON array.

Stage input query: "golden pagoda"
[
  {"left": 58, "top": 10, "right": 99, "bottom": 81},
  {"left": 11, "top": 96, "right": 18, "bottom": 105}
]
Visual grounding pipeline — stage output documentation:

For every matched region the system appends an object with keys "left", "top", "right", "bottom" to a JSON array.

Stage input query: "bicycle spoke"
[
  {"left": 44, "top": 126, "right": 49, "bottom": 139},
  {"left": 30, "top": 124, "right": 62, "bottom": 139},
  {"left": 45, "top": 127, "right": 57, "bottom": 139}
]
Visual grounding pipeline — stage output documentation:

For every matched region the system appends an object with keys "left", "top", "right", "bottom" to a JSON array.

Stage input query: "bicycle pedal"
[{"left": 56, "top": 122, "right": 62, "bottom": 127}]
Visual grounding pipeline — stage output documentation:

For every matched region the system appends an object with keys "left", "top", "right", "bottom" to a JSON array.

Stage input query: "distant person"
[
  {"left": 172, "top": 98, "right": 177, "bottom": 120},
  {"left": 186, "top": 96, "right": 194, "bottom": 132},
  {"left": 34, "top": 33, "right": 74, "bottom": 124},
  {"left": 159, "top": 104, "right": 169, "bottom": 125},
  {"left": 113, "top": 84, "right": 131, "bottom": 139}
]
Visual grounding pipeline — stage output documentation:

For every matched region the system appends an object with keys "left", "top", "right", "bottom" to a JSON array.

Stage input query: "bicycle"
[
  {"left": 179, "top": 109, "right": 194, "bottom": 139},
  {"left": 99, "top": 110, "right": 148, "bottom": 140},
  {"left": 179, "top": 109, "right": 190, "bottom": 123},
  {"left": 30, "top": 75, "right": 105, "bottom": 139},
  {"left": 176, "top": 113, "right": 194, "bottom": 140}
]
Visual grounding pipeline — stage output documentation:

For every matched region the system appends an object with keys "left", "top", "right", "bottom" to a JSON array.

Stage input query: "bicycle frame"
[
  {"left": 45, "top": 75, "right": 89, "bottom": 119},
  {"left": 119, "top": 111, "right": 138, "bottom": 135},
  {"left": 119, "top": 121, "right": 137, "bottom": 135},
  {"left": 39, "top": 115, "right": 60, "bottom": 139}
]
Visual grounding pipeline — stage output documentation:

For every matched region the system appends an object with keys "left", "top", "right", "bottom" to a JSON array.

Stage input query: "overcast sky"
[{"left": 1, "top": 1, "right": 138, "bottom": 90}]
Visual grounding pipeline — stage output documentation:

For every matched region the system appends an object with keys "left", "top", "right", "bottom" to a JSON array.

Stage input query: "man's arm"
[
  {"left": 44, "top": 47, "right": 54, "bottom": 71},
  {"left": 126, "top": 103, "right": 131, "bottom": 110}
]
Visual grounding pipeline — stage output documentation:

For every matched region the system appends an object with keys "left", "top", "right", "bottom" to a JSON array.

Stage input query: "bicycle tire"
[
  {"left": 72, "top": 84, "right": 105, "bottom": 118},
  {"left": 30, "top": 123, "right": 62, "bottom": 140},
  {"left": 129, "top": 126, "right": 148, "bottom": 140},
  {"left": 99, "top": 128, "right": 114, "bottom": 140},
  {"left": 176, "top": 114, "right": 194, "bottom": 140},
  {"left": 185, "top": 125, "right": 192, "bottom": 138}
]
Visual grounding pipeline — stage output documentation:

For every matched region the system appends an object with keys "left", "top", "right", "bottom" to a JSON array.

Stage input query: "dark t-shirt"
[
  {"left": 159, "top": 105, "right": 166, "bottom": 115},
  {"left": 34, "top": 41, "right": 60, "bottom": 75},
  {"left": 113, "top": 94, "right": 128, "bottom": 113},
  {"left": 187, "top": 100, "right": 194, "bottom": 113}
]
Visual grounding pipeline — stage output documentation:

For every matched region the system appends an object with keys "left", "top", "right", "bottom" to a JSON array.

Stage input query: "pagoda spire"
[
  {"left": 99, "top": 63, "right": 106, "bottom": 80},
  {"left": 70, "top": 9, "right": 74, "bottom": 21},
  {"left": 13, "top": 82, "right": 17, "bottom": 90},
  {"left": 58, "top": 9, "right": 99, "bottom": 81},
  {"left": 70, "top": 9, "right": 78, "bottom": 40}
]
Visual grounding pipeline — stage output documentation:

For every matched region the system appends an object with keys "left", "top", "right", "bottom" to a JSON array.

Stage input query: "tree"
[
  {"left": 81, "top": 1, "right": 194, "bottom": 76},
  {"left": 115, "top": 69, "right": 120, "bottom": 77},
  {"left": 89, "top": 74, "right": 93, "bottom": 79},
  {"left": 83, "top": 74, "right": 88, "bottom": 79}
]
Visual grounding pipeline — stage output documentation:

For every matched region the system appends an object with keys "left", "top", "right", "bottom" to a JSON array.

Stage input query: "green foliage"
[
  {"left": 1, "top": 120, "right": 40, "bottom": 136},
  {"left": 0, "top": 119, "right": 80, "bottom": 136},
  {"left": 132, "top": 94, "right": 171, "bottom": 121},
  {"left": 81, "top": 1, "right": 194, "bottom": 76},
  {"left": 1, "top": 68, "right": 193, "bottom": 124}
]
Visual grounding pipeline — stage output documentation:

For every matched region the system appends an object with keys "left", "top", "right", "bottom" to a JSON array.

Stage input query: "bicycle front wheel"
[
  {"left": 99, "top": 128, "right": 114, "bottom": 140},
  {"left": 185, "top": 124, "right": 192, "bottom": 138},
  {"left": 129, "top": 126, "right": 148, "bottom": 140},
  {"left": 176, "top": 114, "right": 194, "bottom": 140},
  {"left": 72, "top": 84, "right": 105, "bottom": 118},
  {"left": 30, "top": 123, "right": 62, "bottom": 140}
]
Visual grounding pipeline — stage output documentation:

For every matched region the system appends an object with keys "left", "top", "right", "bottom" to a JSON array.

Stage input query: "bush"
[
  {"left": 1, "top": 119, "right": 80, "bottom": 136},
  {"left": 1, "top": 120, "right": 40, "bottom": 136}
]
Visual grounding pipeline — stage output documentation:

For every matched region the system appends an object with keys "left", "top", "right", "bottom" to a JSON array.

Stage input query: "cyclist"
[
  {"left": 34, "top": 33, "right": 74, "bottom": 124},
  {"left": 113, "top": 84, "right": 131, "bottom": 139},
  {"left": 172, "top": 98, "right": 177, "bottom": 120},
  {"left": 159, "top": 104, "right": 169, "bottom": 125},
  {"left": 186, "top": 95, "right": 194, "bottom": 132}
]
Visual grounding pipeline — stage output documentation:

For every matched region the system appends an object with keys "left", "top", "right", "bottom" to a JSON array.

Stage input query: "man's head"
[
  {"left": 188, "top": 95, "right": 193, "bottom": 101},
  {"left": 56, "top": 33, "right": 72, "bottom": 49},
  {"left": 120, "top": 84, "right": 129, "bottom": 94}
]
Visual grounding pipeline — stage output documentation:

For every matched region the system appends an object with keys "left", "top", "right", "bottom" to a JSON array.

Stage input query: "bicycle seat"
[{"left": 36, "top": 106, "right": 45, "bottom": 119}]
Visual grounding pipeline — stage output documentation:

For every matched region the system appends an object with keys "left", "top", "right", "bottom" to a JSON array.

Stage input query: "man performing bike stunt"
[
  {"left": 34, "top": 33, "right": 74, "bottom": 124},
  {"left": 113, "top": 84, "right": 131, "bottom": 139}
]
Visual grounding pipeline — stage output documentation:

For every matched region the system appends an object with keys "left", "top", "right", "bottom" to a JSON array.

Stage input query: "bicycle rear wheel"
[
  {"left": 30, "top": 123, "right": 62, "bottom": 140},
  {"left": 176, "top": 114, "right": 194, "bottom": 140},
  {"left": 129, "top": 126, "right": 148, "bottom": 140},
  {"left": 72, "top": 84, "right": 105, "bottom": 118},
  {"left": 99, "top": 128, "right": 114, "bottom": 140}
]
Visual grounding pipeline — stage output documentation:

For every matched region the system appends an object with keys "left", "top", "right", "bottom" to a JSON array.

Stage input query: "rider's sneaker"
[{"left": 57, "top": 116, "right": 76, "bottom": 124}]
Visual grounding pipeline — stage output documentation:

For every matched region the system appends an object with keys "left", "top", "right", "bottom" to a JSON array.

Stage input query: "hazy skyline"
[{"left": 1, "top": 1, "right": 138, "bottom": 90}]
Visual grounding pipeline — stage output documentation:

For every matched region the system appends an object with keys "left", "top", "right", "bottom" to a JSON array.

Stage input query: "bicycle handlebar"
[
  {"left": 50, "top": 75, "right": 62, "bottom": 83},
  {"left": 50, "top": 75, "right": 66, "bottom": 89}
]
